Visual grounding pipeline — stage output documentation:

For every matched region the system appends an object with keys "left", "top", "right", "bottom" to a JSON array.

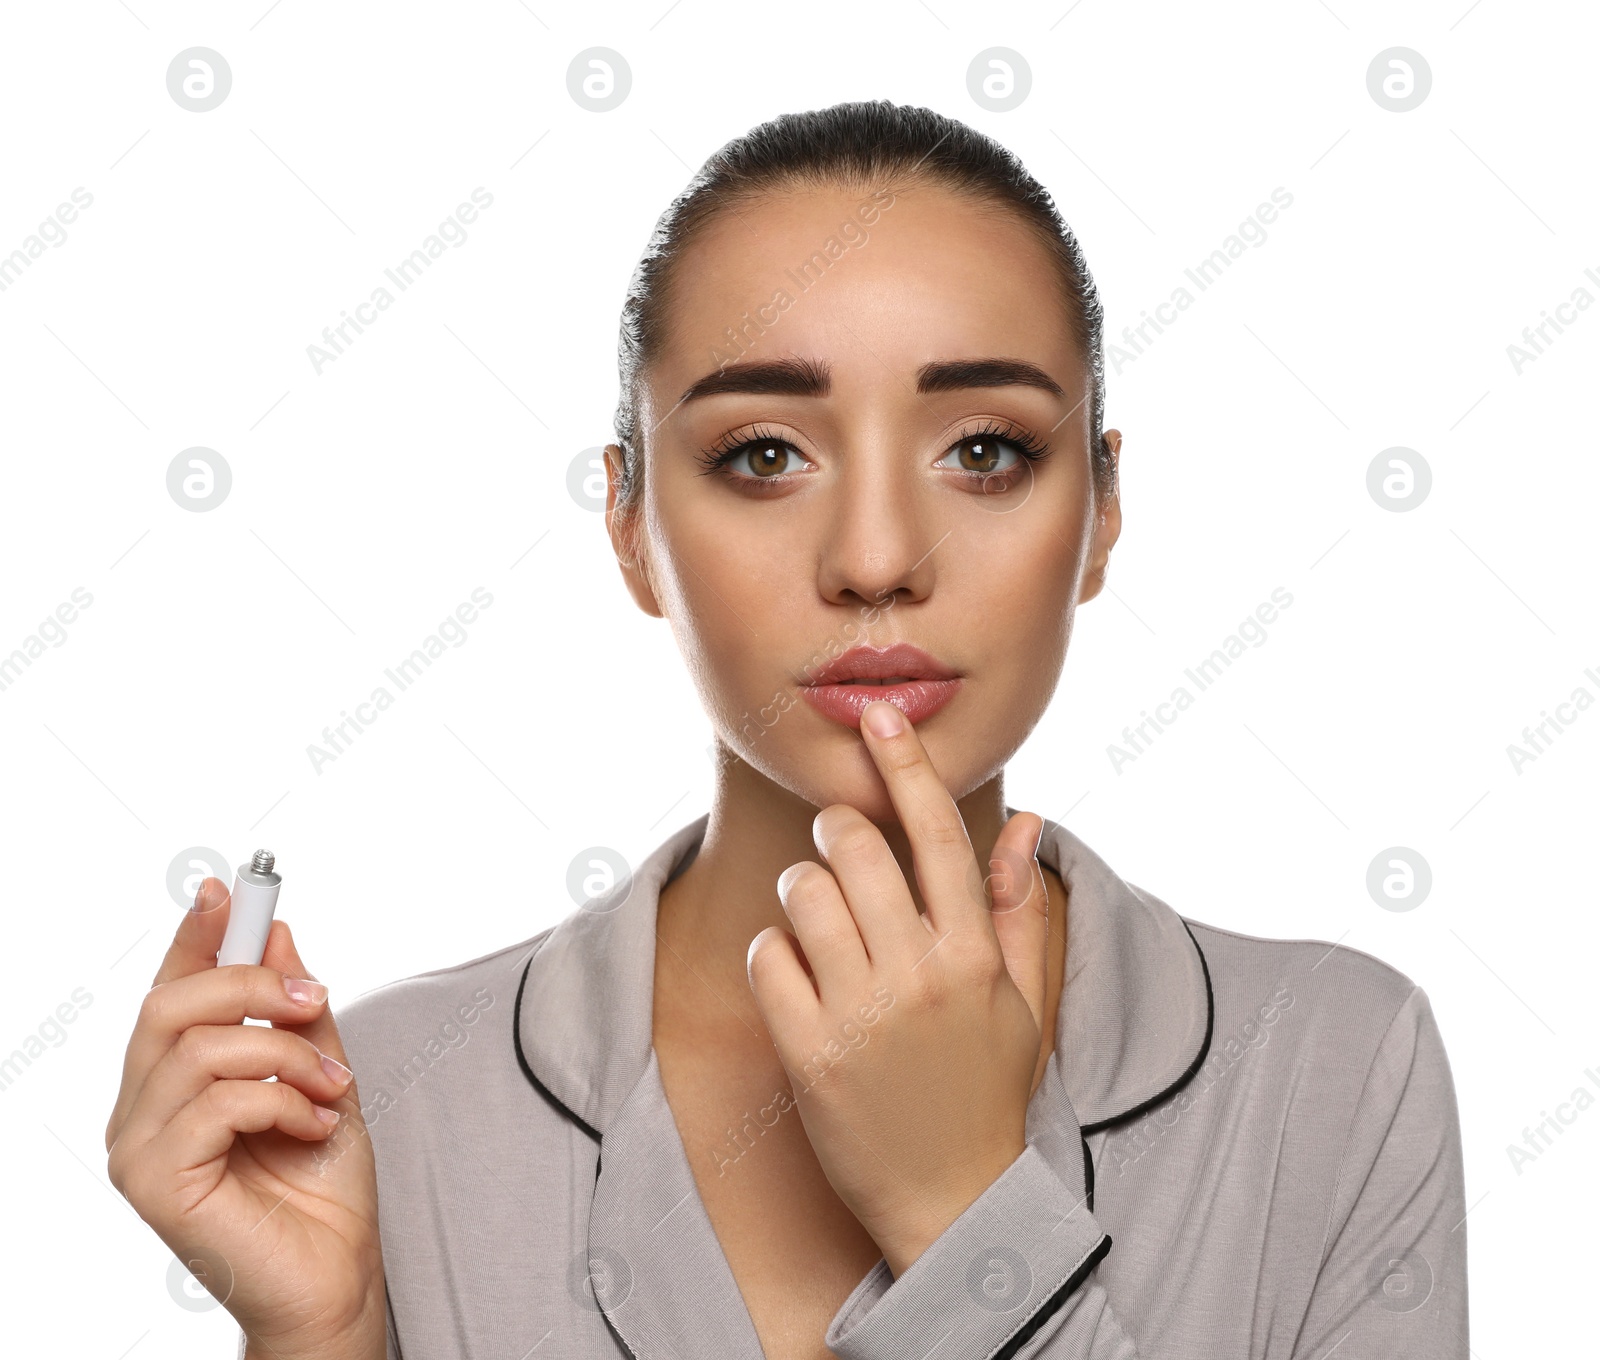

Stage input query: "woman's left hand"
[{"left": 746, "top": 697, "right": 1053, "bottom": 1278}]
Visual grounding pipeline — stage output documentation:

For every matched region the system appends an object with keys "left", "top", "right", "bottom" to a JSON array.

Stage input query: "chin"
[{"left": 767, "top": 727, "right": 982, "bottom": 823}]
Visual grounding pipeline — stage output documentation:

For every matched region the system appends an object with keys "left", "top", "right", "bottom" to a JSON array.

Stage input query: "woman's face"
[{"left": 606, "top": 180, "right": 1121, "bottom": 823}]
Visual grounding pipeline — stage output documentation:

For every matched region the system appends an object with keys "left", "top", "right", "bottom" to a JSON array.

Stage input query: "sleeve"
[
  {"left": 822, "top": 984, "right": 1470, "bottom": 1359},
  {"left": 1289, "top": 984, "right": 1469, "bottom": 1359},
  {"left": 823, "top": 1103, "right": 1140, "bottom": 1359}
]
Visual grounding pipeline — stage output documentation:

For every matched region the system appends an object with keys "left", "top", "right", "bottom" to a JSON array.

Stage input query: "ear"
[
  {"left": 1077, "top": 428, "right": 1123, "bottom": 606},
  {"left": 604, "top": 444, "right": 664, "bottom": 618}
]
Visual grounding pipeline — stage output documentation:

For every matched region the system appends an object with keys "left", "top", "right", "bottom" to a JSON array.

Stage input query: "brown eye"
[
  {"left": 950, "top": 437, "right": 1013, "bottom": 474},
  {"left": 741, "top": 441, "right": 794, "bottom": 477},
  {"left": 939, "top": 433, "right": 1038, "bottom": 477},
  {"left": 698, "top": 435, "right": 813, "bottom": 483}
]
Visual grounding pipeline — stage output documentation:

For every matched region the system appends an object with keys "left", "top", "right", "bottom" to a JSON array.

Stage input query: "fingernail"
[
  {"left": 313, "top": 1105, "right": 340, "bottom": 1126},
  {"left": 320, "top": 1052, "right": 353, "bottom": 1086},
  {"left": 863, "top": 700, "right": 904, "bottom": 738},
  {"left": 191, "top": 882, "right": 206, "bottom": 912},
  {"left": 284, "top": 976, "right": 328, "bottom": 1005}
]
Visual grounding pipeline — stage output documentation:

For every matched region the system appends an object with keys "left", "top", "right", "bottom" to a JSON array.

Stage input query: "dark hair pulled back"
[{"left": 612, "top": 99, "right": 1113, "bottom": 509}]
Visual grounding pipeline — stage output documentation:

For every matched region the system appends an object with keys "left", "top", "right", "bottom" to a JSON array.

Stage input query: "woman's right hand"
[{"left": 106, "top": 878, "right": 386, "bottom": 1360}]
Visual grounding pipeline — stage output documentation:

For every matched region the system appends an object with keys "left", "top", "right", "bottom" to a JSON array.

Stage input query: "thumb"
[
  {"left": 152, "top": 875, "right": 234, "bottom": 987},
  {"left": 987, "top": 811, "right": 1049, "bottom": 1039}
]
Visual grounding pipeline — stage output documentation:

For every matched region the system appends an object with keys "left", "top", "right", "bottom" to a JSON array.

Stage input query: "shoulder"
[
  {"left": 333, "top": 928, "right": 555, "bottom": 1071},
  {"left": 1179, "top": 915, "right": 1437, "bottom": 1076},
  {"left": 1183, "top": 915, "right": 1421, "bottom": 1009}
]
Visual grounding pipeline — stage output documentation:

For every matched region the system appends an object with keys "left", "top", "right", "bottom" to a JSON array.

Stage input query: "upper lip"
[{"left": 802, "top": 643, "right": 960, "bottom": 686}]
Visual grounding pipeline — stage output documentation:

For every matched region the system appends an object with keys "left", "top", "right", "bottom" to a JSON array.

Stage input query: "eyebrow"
[{"left": 677, "top": 355, "right": 1064, "bottom": 403}]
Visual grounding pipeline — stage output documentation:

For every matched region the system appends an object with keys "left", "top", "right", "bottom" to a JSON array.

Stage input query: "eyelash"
[
  {"left": 695, "top": 421, "right": 1052, "bottom": 486},
  {"left": 694, "top": 424, "right": 793, "bottom": 476}
]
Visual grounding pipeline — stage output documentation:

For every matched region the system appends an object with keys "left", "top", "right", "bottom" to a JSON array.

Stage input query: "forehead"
[{"left": 653, "top": 181, "right": 1081, "bottom": 401}]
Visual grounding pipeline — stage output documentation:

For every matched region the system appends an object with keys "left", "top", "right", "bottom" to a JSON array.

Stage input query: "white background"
[{"left": 1, "top": 1, "right": 1595, "bottom": 1354}]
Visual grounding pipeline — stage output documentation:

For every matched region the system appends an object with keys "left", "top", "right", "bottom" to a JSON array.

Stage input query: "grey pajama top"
[{"left": 318, "top": 812, "right": 1468, "bottom": 1359}]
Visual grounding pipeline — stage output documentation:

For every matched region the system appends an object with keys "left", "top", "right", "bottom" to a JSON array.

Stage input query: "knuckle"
[
  {"left": 831, "top": 823, "right": 882, "bottom": 864},
  {"left": 785, "top": 865, "right": 836, "bottom": 912},
  {"left": 114, "top": 1158, "right": 150, "bottom": 1211},
  {"left": 195, "top": 1075, "right": 227, "bottom": 1120},
  {"left": 806, "top": 920, "right": 857, "bottom": 956},
  {"left": 277, "top": 1080, "right": 309, "bottom": 1117},
  {"left": 106, "top": 1144, "right": 127, "bottom": 1195},
  {"left": 171, "top": 1024, "right": 212, "bottom": 1067},
  {"left": 901, "top": 965, "right": 945, "bottom": 1011},
  {"left": 231, "top": 964, "right": 261, "bottom": 1011},
  {"left": 953, "top": 927, "right": 1003, "bottom": 973},
  {"left": 198, "top": 1078, "right": 240, "bottom": 1123},
  {"left": 916, "top": 814, "right": 967, "bottom": 851},
  {"left": 136, "top": 985, "right": 168, "bottom": 1031}
]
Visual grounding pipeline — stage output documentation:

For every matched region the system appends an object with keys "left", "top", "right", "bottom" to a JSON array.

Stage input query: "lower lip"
[{"left": 799, "top": 678, "right": 964, "bottom": 729}]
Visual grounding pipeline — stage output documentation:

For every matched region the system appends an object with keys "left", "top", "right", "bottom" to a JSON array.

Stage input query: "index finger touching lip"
[{"left": 858, "top": 698, "right": 983, "bottom": 931}]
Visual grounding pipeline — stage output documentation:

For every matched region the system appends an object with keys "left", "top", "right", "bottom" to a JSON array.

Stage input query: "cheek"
[
  {"left": 969, "top": 502, "right": 1085, "bottom": 610},
  {"left": 655, "top": 523, "right": 798, "bottom": 712}
]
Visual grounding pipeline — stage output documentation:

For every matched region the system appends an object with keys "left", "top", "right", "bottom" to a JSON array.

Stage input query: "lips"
[
  {"left": 798, "top": 643, "right": 963, "bottom": 729},
  {"left": 803, "top": 643, "right": 959, "bottom": 686}
]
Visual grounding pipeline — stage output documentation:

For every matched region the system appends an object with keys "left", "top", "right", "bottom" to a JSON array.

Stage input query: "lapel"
[{"left": 513, "top": 811, "right": 1213, "bottom": 1357}]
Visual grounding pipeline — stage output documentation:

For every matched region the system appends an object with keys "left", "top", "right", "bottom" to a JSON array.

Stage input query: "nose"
[{"left": 815, "top": 459, "right": 944, "bottom": 610}]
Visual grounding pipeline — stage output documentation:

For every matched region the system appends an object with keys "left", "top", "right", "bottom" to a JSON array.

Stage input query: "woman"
[{"left": 106, "top": 101, "right": 1468, "bottom": 1359}]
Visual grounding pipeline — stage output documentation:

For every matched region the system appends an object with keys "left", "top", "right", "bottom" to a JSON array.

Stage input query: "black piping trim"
[
  {"left": 992, "top": 1232, "right": 1113, "bottom": 1360},
  {"left": 1081, "top": 1132, "right": 1095, "bottom": 1212},
  {"left": 385, "top": 1275, "right": 405, "bottom": 1360},
  {"left": 512, "top": 944, "right": 602, "bottom": 1144},
  {"left": 1080, "top": 920, "right": 1215, "bottom": 1135}
]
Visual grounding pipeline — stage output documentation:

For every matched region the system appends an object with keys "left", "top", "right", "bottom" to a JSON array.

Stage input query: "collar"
[{"left": 514, "top": 810, "right": 1213, "bottom": 1139}]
